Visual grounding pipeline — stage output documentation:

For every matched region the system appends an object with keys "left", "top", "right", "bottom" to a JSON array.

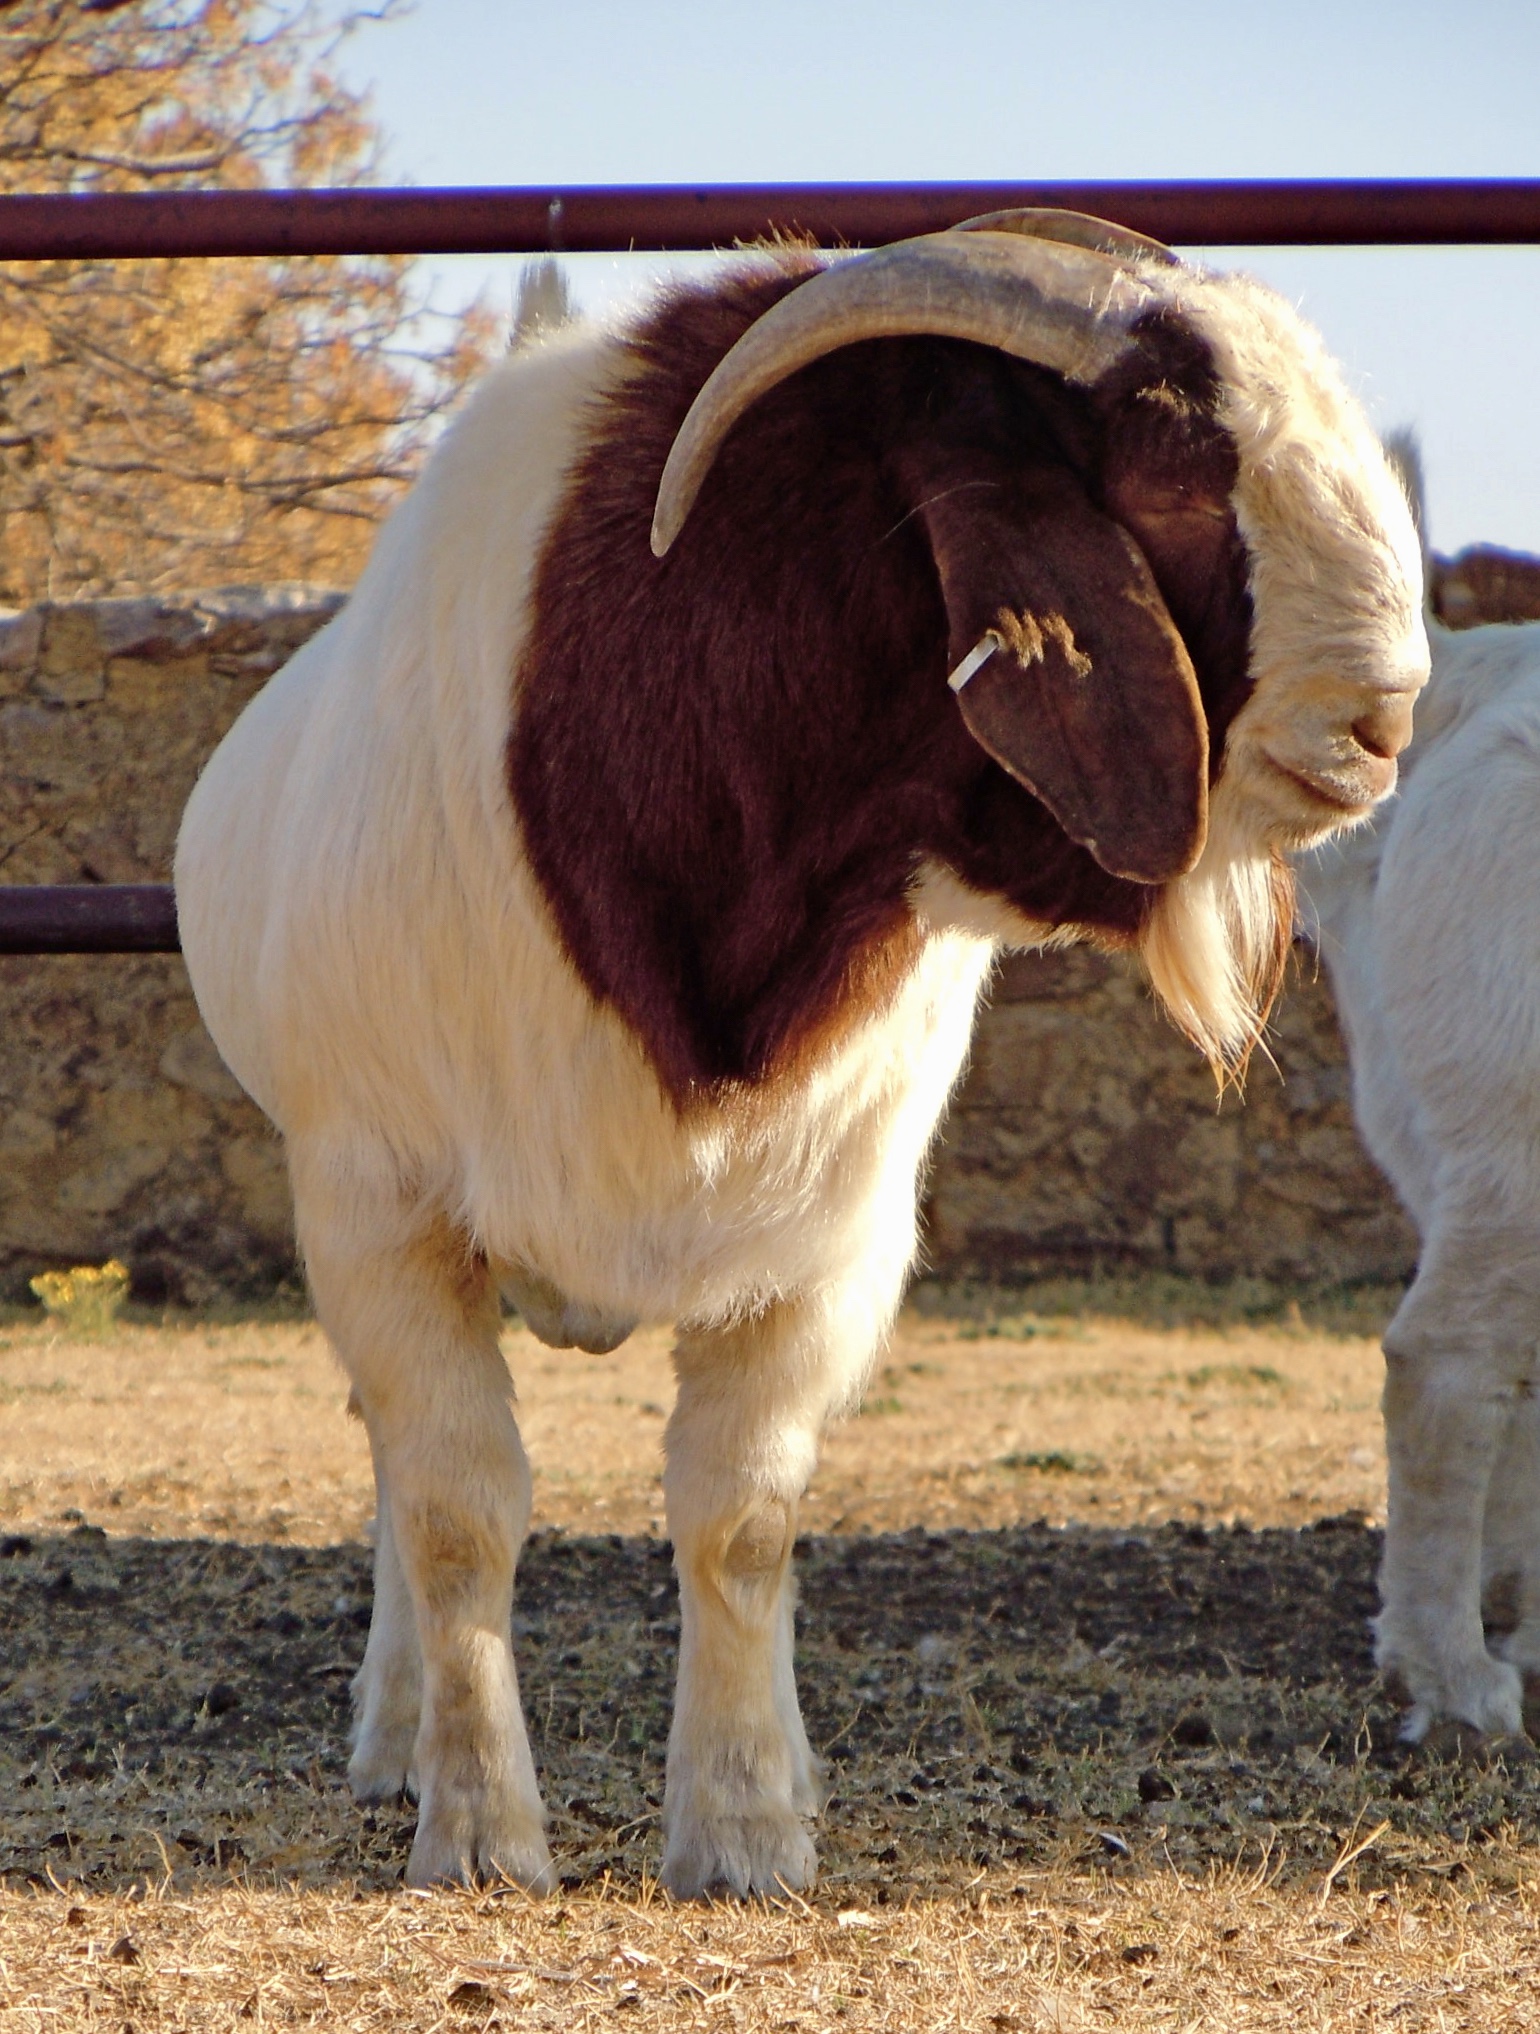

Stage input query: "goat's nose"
[{"left": 1352, "top": 691, "right": 1418, "bottom": 762}]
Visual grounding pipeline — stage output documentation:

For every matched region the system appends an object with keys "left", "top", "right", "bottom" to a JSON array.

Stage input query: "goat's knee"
[{"left": 718, "top": 1498, "right": 793, "bottom": 1602}]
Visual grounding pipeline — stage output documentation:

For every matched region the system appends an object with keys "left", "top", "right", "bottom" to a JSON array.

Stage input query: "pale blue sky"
[{"left": 335, "top": 0, "right": 1540, "bottom": 553}]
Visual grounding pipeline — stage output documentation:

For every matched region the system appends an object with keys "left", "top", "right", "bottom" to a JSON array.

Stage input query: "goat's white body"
[{"left": 1303, "top": 618, "right": 1540, "bottom": 1741}]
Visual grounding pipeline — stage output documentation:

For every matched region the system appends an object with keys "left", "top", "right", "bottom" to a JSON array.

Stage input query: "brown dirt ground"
[
  {"left": 0, "top": 1280, "right": 1395, "bottom": 1544},
  {"left": 5, "top": 1279, "right": 1540, "bottom": 2030}
]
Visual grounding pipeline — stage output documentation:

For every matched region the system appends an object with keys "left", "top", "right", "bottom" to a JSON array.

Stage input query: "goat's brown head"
[{"left": 646, "top": 209, "right": 1427, "bottom": 1071}]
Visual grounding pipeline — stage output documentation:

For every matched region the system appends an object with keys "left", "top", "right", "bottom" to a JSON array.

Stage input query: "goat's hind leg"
[
  {"left": 1481, "top": 1378, "right": 1540, "bottom": 1737},
  {"left": 302, "top": 1183, "right": 552, "bottom": 1890},
  {"left": 1377, "top": 1225, "right": 1536, "bottom": 1743},
  {"left": 348, "top": 1422, "right": 423, "bottom": 1802}
]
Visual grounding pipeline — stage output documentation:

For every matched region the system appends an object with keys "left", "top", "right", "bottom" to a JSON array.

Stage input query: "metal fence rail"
[
  {"left": 0, "top": 886, "right": 178, "bottom": 955},
  {"left": 2, "top": 179, "right": 1540, "bottom": 260},
  {"left": 4, "top": 177, "right": 1537, "bottom": 956}
]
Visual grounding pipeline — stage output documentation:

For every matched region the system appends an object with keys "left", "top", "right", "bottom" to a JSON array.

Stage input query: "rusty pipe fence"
[{"left": 4, "top": 176, "right": 1540, "bottom": 957}]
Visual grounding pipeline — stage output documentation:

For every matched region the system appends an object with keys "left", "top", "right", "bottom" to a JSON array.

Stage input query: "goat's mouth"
[{"left": 1263, "top": 750, "right": 1396, "bottom": 819}]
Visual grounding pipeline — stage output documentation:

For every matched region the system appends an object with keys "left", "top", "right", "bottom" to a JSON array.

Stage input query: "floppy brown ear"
[{"left": 917, "top": 462, "right": 1209, "bottom": 884}]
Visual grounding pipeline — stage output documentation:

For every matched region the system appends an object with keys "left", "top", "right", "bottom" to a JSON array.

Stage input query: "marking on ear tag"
[{"left": 947, "top": 634, "right": 1001, "bottom": 694}]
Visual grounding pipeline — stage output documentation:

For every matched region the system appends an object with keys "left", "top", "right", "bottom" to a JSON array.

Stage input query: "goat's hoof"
[
  {"left": 405, "top": 1798, "right": 554, "bottom": 1893},
  {"left": 349, "top": 1740, "right": 420, "bottom": 1805},
  {"left": 1385, "top": 1651, "right": 1524, "bottom": 1745},
  {"left": 1481, "top": 1731, "right": 1537, "bottom": 1768},
  {"left": 1416, "top": 1720, "right": 1535, "bottom": 1768},
  {"left": 1416, "top": 1718, "right": 1483, "bottom": 1762},
  {"left": 660, "top": 1808, "right": 817, "bottom": 1901}
]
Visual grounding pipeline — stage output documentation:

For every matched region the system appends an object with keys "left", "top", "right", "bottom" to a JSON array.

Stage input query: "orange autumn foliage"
[{"left": 0, "top": 0, "right": 496, "bottom": 605}]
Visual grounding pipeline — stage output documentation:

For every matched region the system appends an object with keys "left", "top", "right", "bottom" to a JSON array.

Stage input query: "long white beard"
[{"left": 1141, "top": 789, "right": 1293, "bottom": 1082}]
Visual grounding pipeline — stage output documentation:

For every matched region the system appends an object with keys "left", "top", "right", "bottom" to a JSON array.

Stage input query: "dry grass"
[
  {"left": 0, "top": 1278, "right": 1398, "bottom": 1543},
  {"left": 6, "top": 1857, "right": 1540, "bottom": 2032},
  {"left": 10, "top": 1275, "right": 1540, "bottom": 2030}
]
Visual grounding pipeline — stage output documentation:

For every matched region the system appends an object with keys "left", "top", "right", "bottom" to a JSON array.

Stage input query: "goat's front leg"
[
  {"left": 661, "top": 1294, "right": 864, "bottom": 1898},
  {"left": 1377, "top": 1226, "right": 1536, "bottom": 1742},
  {"left": 304, "top": 1195, "right": 553, "bottom": 1891}
]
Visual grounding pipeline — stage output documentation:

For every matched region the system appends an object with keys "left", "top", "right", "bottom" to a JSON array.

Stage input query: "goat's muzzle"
[{"left": 1260, "top": 681, "right": 1422, "bottom": 825}]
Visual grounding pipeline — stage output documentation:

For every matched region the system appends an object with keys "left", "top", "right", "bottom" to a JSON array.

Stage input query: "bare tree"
[{"left": 0, "top": 0, "right": 496, "bottom": 604}]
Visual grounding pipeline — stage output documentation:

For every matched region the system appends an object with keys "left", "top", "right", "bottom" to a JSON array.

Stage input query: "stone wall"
[
  {"left": 0, "top": 590, "right": 1417, "bottom": 1302},
  {"left": 0, "top": 592, "right": 340, "bottom": 1302},
  {"left": 924, "top": 946, "right": 1416, "bottom": 1286}
]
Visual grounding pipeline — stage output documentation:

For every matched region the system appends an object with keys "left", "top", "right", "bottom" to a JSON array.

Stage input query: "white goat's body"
[{"left": 1304, "top": 618, "right": 1540, "bottom": 1742}]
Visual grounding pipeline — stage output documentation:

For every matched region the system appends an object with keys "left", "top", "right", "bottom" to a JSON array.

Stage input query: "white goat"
[
  {"left": 1303, "top": 583, "right": 1540, "bottom": 1747},
  {"left": 175, "top": 211, "right": 1426, "bottom": 1894}
]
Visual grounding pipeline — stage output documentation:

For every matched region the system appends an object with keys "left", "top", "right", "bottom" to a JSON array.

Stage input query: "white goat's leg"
[
  {"left": 349, "top": 1438, "right": 423, "bottom": 1801},
  {"left": 304, "top": 1198, "right": 552, "bottom": 1890},
  {"left": 1377, "top": 1230, "right": 1536, "bottom": 1741},
  {"left": 1482, "top": 1380, "right": 1540, "bottom": 1717},
  {"left": 660, "top": 1294, "right": 860, "bottom": 1898}
]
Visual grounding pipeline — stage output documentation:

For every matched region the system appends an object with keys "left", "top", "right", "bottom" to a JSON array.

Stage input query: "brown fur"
[
  {"left": 509, "top": 262, "right": 1256, "bottom": 1105},
  {"left": 921, "top": 459, "right": 1209, "bottom": 884}
]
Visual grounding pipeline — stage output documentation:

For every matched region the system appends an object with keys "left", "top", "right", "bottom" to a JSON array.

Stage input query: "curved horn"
[
  {"left": 952, "top": 206, "right": 1181, "bottom": 268},
  {"left": 650, "top": 231, "right": 1165, "bottom": 558}
]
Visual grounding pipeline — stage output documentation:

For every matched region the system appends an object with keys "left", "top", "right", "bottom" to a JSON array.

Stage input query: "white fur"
[
  {"left": 176, "top": 265, "right": 1426, "bottom": 1893},
  {"left": 1143, "top": 269, "right": 1429, "bottom": 1068},
  {"left": 1302, "top": 616, "right": 1540, "bottom": 1742}
]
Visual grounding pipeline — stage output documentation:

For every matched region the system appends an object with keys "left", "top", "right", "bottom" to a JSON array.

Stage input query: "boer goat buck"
[
  {"left": 176, "top": 211, "right": 1428, "bottom": 1895},
  {"left": 1303, "top": 576, "right": 1540, "bottom": 1753}
]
